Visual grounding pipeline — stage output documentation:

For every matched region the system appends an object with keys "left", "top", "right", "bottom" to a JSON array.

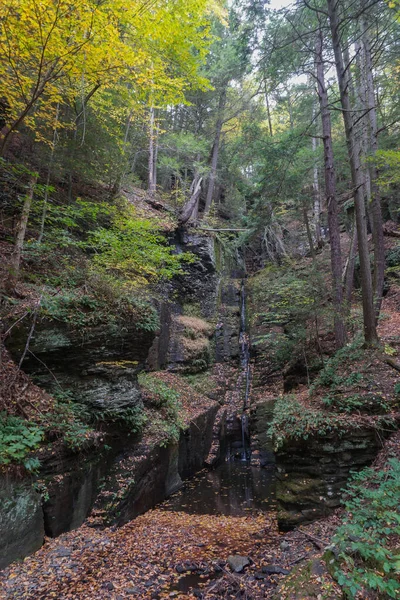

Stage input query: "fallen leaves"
[{"left": 0, "top": 509, "right": 280, "bottom": 599}]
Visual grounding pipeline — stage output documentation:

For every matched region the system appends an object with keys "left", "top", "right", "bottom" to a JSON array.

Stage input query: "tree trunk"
[
  {"left": 180, "top": 175, "right": 203, "bottom": 224},
  {"left": 264, "top": 83, "right": 273, "bottom": 136},
  {"left": 315, "top": 29, "right": 347, "bottom": 348},
  {"left": 6, "top": 175, "right": 37, "bottom": 295},
  {"left": 344, "top": 215, "right": 358, "bottom": 306},
  {"left": 311, "top": 97, "right": 322, "bottom": 247},
  {"left": 38, "top": 103, "right": 59, "bottom": 244},
  {"left": 360, "top": 12, "right": 385, "bottom": 319},
  {"left": 303, "top": 200, "right": 316, "bottom": 260},
  {"left": 148, "top": 106, "right": 156, "bottom": 196},
  {"left": 326, "top": 0, "right": 378, "bottom": 345},
  {"left": 203, "top": 87, "right": 227, "bottom": 217}
]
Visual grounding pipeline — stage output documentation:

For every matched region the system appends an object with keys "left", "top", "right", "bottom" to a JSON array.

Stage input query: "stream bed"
[
  {"left": 160, "top": 458, "right": 276, "bottom": 595},
  {"left": 161, "top": 459, "right": 276, "bottom": 516}
]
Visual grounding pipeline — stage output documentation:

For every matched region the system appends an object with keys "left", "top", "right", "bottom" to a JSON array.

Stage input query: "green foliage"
[
  {"left": 386, "top": 246, "right": 400, "bottom": 269},
  {"left": 52, "top": 389, "right": 147, "bottom": 436},
  {"left": 254, "top": 330, "right": 307, "bottom": 370},
  {"left": 138, "top": 373, "right": 185, "bottom": 445},
  {"left": 40, "top": 288, "right": 159, "bottom": 333},
  {"left": 250, "top": 263, "right": 327, "bottom": 369},
  {"left": 0, "top": 413, "right": 43, "bottom": 471},
  {"left": 90, "top": 404, "right": 147, "bottom": 432},
  {"left": 251, "top": 265, "right": 318, "bottom": 327},
  {"left": 85, "top": 201, "right": 193, "bottom": 286},
  {"left": 373, "top": 150, "right": 400, "bottom": 192},
  {"left": 24, "top": 196, "right": 191, "bottom": 335},
  {"left": 138, "top": 373, "right": 181, "bottom": 407},
  {"left": 310, "top": 338, "right": 364, "bottom": 392},
  {"left": 268, "top": 396, "right": 343, "bottom": 450},
  {"left": 386, "top": 246, "right": 400, "bottom": 280},
  {"left": 28, "top": 196, "right": 190, "bottom": 288},
  {"left": 322, "top": 393, "right": 390, "bottom": 414},
  {"left": 40, "top": 397, "right": 95, "bottom": 452},
  {"left": 330, "top": 459, "right": 400, "bottom": 599}
]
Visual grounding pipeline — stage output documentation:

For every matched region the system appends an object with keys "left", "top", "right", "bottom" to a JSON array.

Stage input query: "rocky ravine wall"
[
  {"left": 275, "top": 427, "right": 386, "bottom": 530},
  {"left": 0, "top": 403, "right": 219, "bottom": 569},
  {"left": 1, "top": 232, "right": 241, "bottom": 569}
]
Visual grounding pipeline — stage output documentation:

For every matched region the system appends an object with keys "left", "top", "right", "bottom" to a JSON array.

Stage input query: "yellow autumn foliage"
[{"left": 0, "top": 0, "right": 225, "bottom": 151}]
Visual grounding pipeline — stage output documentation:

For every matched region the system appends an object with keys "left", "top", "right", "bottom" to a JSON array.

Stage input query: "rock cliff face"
[
  {"left": 7, "top": 320, "right": 150, "bottom": 418},
  {"left": 0, "top": 401, "right": 220, "bottom": 569},
  {"left": 1, "top": 231, "right": 241, "bottom": 568},
  {"left": 92, "top": 401, "right": 220, "bottom": 527},
  {"left": 275, "top": 427, "right": 386, "bottom": 530},
  {"left": 0, "top": 481, "right": 44, "bottom": 570}
]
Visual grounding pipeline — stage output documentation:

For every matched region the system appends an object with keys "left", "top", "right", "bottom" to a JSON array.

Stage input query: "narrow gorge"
[{"left": 1, "top": 0, "right": 400, "bottom": 596}]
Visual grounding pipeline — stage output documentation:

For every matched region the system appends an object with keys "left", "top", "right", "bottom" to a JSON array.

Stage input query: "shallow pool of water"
[{"left": 161, "top": 460, "right": 275, "bottom": 516}]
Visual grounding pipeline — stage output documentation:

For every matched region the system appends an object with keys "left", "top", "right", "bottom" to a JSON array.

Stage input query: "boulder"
[{"left": 227, "top": 555, "right": 250, "bottom": 573}]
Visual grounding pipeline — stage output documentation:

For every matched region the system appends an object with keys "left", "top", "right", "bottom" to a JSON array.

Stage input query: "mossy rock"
[
  {"left": 276, "top": 477, "right": 325, "bottom": 508},
  {"left": 274, "top": 558, "right": 341, "bottom": 599}
]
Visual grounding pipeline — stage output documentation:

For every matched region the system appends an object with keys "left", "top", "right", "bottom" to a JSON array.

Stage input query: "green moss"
[
  {"left": 182, "top": 302, "right": 203, "bottom": 319},
  {"left": 275, "top": 559, "right": 341, "bottom": 599}
]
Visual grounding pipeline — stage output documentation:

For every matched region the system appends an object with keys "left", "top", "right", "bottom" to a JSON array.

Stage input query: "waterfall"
[
  {"left": 239, "top": 283, "right": 251, "bottom": 410},
  {"left": 239, "top": 281, "right": 251, "bottom": 460}
]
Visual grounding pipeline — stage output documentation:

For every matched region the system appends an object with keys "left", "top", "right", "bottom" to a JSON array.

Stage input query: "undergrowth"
[
  {"left": 329, "top": 458, "right": 400, "bottom": 599},
  {"left": 268, "top": 396, "right": 344, "bottom": 451},
  {"left": 310, "top": 337, "right": 364, "bottom": 393},
  {"left": 0, "top": 413, "right": 43, "bottom": 472}
]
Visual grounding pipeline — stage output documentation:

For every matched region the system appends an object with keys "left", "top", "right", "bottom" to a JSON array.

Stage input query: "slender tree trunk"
[
  {"left": 303, "top": 200, "right": 316, "bottom": 260},
  {"left": 311, "top": 97, "right": 322, "bottom": 247},
  {"left": 264, "top": 83, "right": 273, "bottom": 136},
  {"left": 148, "top": 106, "right": 156, "bottom": 196},
  {"left": 204, "top": 87, "right": 227, "bottom": 216},
  {"left": 6, "top": 175, "right": 37, "bottom": 295},
  {"left": 360, "top": 12, "right": 385, "bottom": 319},
  {"left": 286, "top": 88, "right": 294, "bottom": 131},
  {"left": 38, "top": 103, "right": 59, "bottom": 243},
  {"left": 344, "top": 215, "right": 358, "bottom": 306},
  {"left": 315, "top": 29, "right": 347, "bottom": 348},
  {"left": 180, "top": 175, "right": 203, "bottom": 224},
  {"left": 326, "top": 0, "right": 378, "bottom": 345}
]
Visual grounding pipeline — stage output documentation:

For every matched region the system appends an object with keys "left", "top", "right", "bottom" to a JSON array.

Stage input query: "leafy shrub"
[
  {"left": 0, "top": 413, "right": 43, "bottom": 471},
  {"left": 249, "top": 264, "right": 328, "bottom": 370},
  {"left": 40, "top": 288, "right": 159, "bottom": 332},
  {"left": 39, "top": 399, "right": 95, "bottom": 452},
  {"left": 330, "top": 459, "right": 400, "bottom": 599},
  {"left": 268, "top": 396, "right": 343, "bottom": 450},
  {"left": 310, "top": 338, "right": 364, "bottom": 392},
  {"left": 251, "top": 265, "right": 319, "bottom": 327},
  {"left": 322, "top": 393, "right": 390, "bottom": 414},
  {"left": 23, "top": 196, "right": 187, "bottom": 334},
  {"left": 90, "top": 404, "right": 147, "bottom": 432},
  {"left": 85, "top": 201, "right": 193, "bottom": 286},
  {"left": 53, "top": 388, "right": 147, "bottom": 437},
  {"left": 386, "top": 246, "right": 400, "bottom": 269}
]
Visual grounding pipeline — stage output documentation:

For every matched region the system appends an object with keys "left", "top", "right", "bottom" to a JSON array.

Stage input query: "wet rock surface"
[
  {"left": 0, "top": 480, "right": 44, "bottom": 569},
  {"left": 275, "top": 428, "right": 383, "bottom": 529}
]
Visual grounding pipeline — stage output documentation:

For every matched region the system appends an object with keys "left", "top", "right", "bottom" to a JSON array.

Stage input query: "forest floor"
[
  {"left": 0, "top": 500, "right": 341, "bottom": 600},
  {"left": 3, "top": 430, "right": 400, "bottom": 600}
]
